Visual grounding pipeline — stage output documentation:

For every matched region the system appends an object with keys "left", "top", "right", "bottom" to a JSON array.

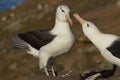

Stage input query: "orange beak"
[
  {"left": 73, "top": 13, "right": 86, "bottom": 25},
  {"left": 66, "top": 13, "right": 73, "bottom": 26}
]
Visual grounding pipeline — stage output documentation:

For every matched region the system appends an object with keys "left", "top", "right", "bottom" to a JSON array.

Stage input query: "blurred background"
[{"left": 0, "top": 0, "right": 120, "bottom": 80}]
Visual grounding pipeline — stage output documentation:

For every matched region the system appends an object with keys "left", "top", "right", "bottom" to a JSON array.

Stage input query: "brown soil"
[{"left": 28, "top": 71, "right": 84, "bottom": 80}]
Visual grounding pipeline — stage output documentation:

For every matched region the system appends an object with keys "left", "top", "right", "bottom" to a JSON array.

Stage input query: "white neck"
[
  {"left": 86, "top": 31, "right": 103, "bottom": 49},
  {"left": 84, "top": 30, "right": 118, "bottom": 50},
  {"left": 51, "top": 19, "right": 71, "bottom": 35}
]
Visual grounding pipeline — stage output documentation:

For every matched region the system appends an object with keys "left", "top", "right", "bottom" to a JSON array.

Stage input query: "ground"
[{"left": 0, "top": 0, "right": 120, "bottom": 80}]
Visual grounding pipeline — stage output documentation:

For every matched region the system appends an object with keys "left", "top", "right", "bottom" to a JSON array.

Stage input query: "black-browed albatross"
[
  {"left": 73, "top": 13, "right": 120, "bottom": 79},
  {"left": 11, "top": 5, "right": 74, "bottom": 76}
]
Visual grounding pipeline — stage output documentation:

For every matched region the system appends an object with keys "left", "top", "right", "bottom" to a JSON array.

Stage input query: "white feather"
[
  {"left": 26, "top": 5, "right": 74, "bottom": 69},
  {"left": 82, "top": 21, "right": 120, "bottom": 66}
]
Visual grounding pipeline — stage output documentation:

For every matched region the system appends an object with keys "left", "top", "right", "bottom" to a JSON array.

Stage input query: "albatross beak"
[
  {"left": 73, "top": 13, "right": 86, "bottom": 25},
  {"left": 66, "top": 13, "right": 73, "bottom": 26}
]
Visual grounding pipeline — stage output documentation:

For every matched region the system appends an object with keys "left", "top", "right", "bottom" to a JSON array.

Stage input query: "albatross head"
[
  {"left": 73, "top": 13, "right": 100, "bottom": 36},
  {"left": 56, "top": 5, "right": 72, "bottom": 25}
]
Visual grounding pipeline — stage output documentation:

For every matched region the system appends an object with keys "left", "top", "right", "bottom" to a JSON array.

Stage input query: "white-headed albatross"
[
  {"left": 73, "top": 13, "right": 119, "bottom": 79},
  {"left": 11, "top": 5, "right": 74, "bottom": 76}
]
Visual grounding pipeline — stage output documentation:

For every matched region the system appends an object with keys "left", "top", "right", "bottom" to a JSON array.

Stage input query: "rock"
[
  {"left": 1, "top": 16, "right": 7, "bottom": 21},
  {"left": 37, "top": 4, "right": 43, "bottom": 10},
  {"left": 10, "top": 13, "right": 15, "bottom": 18}
]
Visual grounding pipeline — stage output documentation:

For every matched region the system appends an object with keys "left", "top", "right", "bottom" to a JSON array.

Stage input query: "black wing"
[
  {"left": 107, "top": 38, "right": 120, "bottom": 58},
  {"left": 17, "top": 30, "right": 56, "bottom": 50}
]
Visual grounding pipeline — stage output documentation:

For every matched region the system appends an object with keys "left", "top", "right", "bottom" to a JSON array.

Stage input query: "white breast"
[
  {"left": 40, "top": 32, "right": 74, "bottom": 57},
  {"left": 40, "top": 22, "right": 74, "bottom": 57}
]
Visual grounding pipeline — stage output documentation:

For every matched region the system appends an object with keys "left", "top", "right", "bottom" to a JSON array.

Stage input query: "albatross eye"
[
  {"left": 87, "top": 24, "right": 89, "bottom": 27},
  {"left": 61, "top": 9, "right": 65, "bottom": 12},
  {"left": 60, "top": 7, "right": 65, "bottom": 12}
]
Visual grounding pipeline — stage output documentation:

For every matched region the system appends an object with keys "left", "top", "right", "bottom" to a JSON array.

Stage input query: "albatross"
[
  {"left": 73, "top": 13, "right": 120, "bottom": 79},
  {"left": 11, "top": 5, "right": 74, "bottom": 76}
]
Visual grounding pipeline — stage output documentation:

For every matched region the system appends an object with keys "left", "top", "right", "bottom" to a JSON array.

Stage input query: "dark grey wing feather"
[
  {"left": 13, "top": 30, "right": 56, "bottom": 50},
  {"left": 11, "top": 36, "right": 29, "bottom": 50},
  {"left": 107, "top": 38, "right": 120, "bottom": 58}
]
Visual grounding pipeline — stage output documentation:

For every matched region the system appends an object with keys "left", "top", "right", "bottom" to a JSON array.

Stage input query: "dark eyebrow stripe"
[{"left": 60, "top": 6, "right": 65, "bottom": 12}]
